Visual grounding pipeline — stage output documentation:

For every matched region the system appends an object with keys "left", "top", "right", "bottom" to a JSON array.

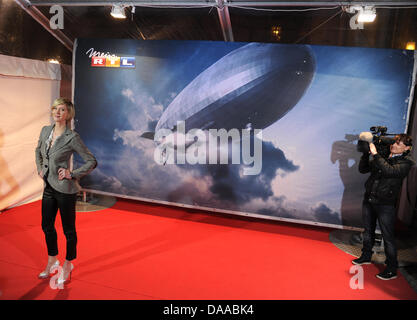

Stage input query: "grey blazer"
[{"left": 35, "top": 125, "right": 97, "bottom": 194}]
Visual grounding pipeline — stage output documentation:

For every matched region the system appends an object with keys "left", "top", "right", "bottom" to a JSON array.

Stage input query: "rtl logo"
[{"left": 91, "top": 56, "right": 135, "bottom": 68}]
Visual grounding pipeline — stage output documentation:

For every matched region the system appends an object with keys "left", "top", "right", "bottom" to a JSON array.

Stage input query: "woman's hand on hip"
[{"left": 58, "top": 168, "right": 72, "bottom": 180}]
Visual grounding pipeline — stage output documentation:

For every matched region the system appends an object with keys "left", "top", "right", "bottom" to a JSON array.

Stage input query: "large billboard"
[{"left": 73, "top": 39, "right": 415, "bottom": 229}]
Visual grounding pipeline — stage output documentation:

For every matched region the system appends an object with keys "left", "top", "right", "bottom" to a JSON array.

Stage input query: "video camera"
[{"left": 357, "top": 126, "right": 397, "bottom": 158}]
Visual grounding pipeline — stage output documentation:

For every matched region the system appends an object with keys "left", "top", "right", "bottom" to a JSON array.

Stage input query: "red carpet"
[{"left": 0, "top": 199, "right": 416, "bottom": 300}]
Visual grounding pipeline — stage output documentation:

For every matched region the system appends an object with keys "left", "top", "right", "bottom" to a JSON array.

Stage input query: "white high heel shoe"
[
  {"left": 57, "top": 263, "right": 74, "bottom": 285},
  {"left": 38, "top": 259, "right": 60, "bottom": 279}
]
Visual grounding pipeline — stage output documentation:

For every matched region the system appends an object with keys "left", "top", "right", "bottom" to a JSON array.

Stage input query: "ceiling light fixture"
[
  {"left": 357, "top": 6, "right": 376, "bottom": 23},
  {"left": 345, "top": 5, "right": 376, "bottom": 30},
  {"left": 111, "top": 4, "right": 126, "bottom": 19}
]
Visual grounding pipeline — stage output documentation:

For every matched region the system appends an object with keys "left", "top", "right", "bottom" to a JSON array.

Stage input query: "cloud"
[
  {"left": 310, "top": 202, "right": 341, "bottom": 225},
  {"left": 243, "top": 195, "right": 295, "bottom": 219},
  {"left": 121, "top": 88, "right": 164, "bottom": 131},
  {"left": 111, "top": 128, "right": 301, "bottom": 209},
  {"left": 108, "top": 126, "right": 214, "bottom": 201},
  {"left": 113, "top": 129, "right": 150, "bottom": 152},
  {"left": 200, "top": 137, "right": 299, "bottom": 205},
  {"left": 122, "top": 88, "right": 135, "bottom": 103},
  {"left": 80, "top": 167, "right": 129, "bottom": 195}
]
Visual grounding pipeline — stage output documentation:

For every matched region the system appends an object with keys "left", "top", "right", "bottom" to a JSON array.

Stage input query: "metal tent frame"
[{"left": 14, "top": 0, "right": 417, "bottom": 51}]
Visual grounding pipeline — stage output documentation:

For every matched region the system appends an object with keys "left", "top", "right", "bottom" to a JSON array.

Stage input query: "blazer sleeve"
[
  {"left": 35, "top": 126, "right": 46, "bottom": 174},
  {"left": 372, "top": 154, "right": 413, "bottom": 179},
  {"left": 70, "top": 133, "right": 97, "bottom": 180}
]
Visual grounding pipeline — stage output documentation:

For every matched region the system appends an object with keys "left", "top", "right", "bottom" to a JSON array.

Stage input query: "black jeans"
[
  {"left": 42, "top": 181, "right": 77, "bottom": 261},
  {"left": 361, "top": 201, "right": 398, "bottom": 271}
]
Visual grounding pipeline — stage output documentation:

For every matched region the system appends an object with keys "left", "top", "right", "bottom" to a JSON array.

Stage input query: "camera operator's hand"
[{"left": 369, "top": 143, "right": 378, "bottom": 156}]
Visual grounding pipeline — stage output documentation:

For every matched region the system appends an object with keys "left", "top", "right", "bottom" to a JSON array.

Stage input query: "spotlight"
[
  {"left": 47, "top": 59, "right": 60, "bottom": 64},
  {"left": 346, "top": 5, "right": 376, "bottom": 29},
  {"left": 357, "top": 6, "right": 376, "bottom": 23},
  {"left": 271, "top": 26, "right": 281, "bottom": 40},
  {"left": 111, "top": 4, "right": 126, "bottom": 19},
  {"left": 406, "top": 42, "right": 415, "bottom": 50}
]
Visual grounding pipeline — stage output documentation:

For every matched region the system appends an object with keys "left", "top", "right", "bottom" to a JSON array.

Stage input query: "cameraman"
[{"left": 352, "top": 134, "right": 415, "bottom": 280}]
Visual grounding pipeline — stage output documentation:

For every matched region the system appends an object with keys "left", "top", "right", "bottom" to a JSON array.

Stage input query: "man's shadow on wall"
[
  {"left": 331, "top": 134, "right": 368, "bottom": 228},
  {"left": 0, "top": 129, "right": 20, "bottom": 209}
]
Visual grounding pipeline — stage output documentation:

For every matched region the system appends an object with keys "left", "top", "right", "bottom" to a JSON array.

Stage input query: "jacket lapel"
[
  {"left": 43, "top": 125, "right": 55, "bottom": 155},
  {"left": 49, "top": 126, "right": 74, "bottom": 154}
]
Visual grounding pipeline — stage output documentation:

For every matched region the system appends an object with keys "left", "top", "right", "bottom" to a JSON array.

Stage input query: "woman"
[{"left": 35, "top": 98, "right": 97, "bottom": 285}]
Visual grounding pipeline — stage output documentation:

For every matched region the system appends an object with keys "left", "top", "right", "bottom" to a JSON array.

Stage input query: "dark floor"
[
  {"left": 398, "top": 223, "right": 417, "bottom": 293},
  {"left": 401, "top": 265, "right": 417, "bottom": 293},
  {"left": 387, "top": 224, "right": 417, "bottom": 293}
]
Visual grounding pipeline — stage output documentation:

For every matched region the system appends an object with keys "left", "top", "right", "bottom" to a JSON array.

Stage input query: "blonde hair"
[{"left": 51, "top": 98, "right": 75, "bottom": 123}]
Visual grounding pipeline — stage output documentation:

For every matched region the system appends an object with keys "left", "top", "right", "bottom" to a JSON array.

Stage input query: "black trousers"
[
  {"left": 361, "top": 201, "right": 398, "bottom": 271},
  {"left": 41, "top": 181, "right": 77, "bottom": 261}
]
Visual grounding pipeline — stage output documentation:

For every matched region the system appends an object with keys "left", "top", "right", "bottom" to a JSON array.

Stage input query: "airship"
[{"left": 144, "top": 42, "right": 316, "bottom": 138}]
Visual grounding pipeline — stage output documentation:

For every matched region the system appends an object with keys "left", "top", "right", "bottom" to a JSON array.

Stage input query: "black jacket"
[{"left": 359, "top": 151, "right": 415, "bottom": 205}]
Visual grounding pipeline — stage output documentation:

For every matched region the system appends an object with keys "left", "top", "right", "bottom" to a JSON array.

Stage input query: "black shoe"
[
  {"left": 376, "top": 269, "right": 397, "bottom": 280},
  {"left": 352, "top": 255, "right": 372, "bottom": 265}
]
